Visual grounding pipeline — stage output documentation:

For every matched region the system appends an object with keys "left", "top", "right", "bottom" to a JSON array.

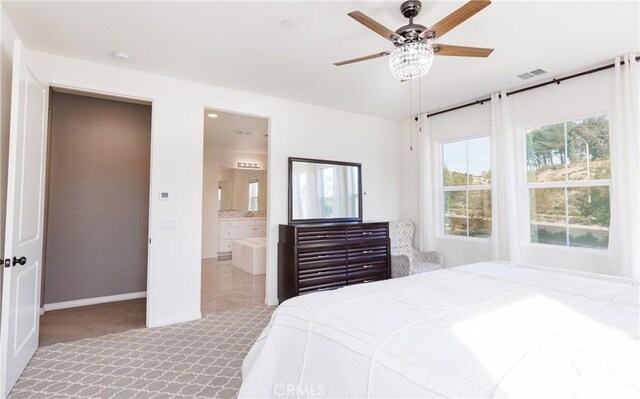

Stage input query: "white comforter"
[{"left": 240, "top": 262, "right": 640, "bottom": 398}]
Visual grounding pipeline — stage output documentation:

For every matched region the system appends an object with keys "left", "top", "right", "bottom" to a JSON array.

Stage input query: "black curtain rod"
[{"left": 426, "top": 55, "right": 640, "bottom": 119}]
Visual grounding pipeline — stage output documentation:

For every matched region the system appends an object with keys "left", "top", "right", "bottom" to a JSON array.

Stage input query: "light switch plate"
[{"left": 159, "top": 191, "right": 170, "bottom": 200}]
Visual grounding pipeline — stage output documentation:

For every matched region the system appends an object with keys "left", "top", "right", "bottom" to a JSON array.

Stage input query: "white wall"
[
  {"left": 202, "top": 145, "right": 219, "bottom": 259},
  {"left": 25, "top": 50, "right": 403, "bottom": 327},
  {"left": 402, "top": 67, "right": 618, "bottom": 274}
]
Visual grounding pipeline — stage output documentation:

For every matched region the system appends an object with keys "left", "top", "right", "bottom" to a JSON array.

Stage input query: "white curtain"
[
  {"left": 607, "top": 54, "right": 640, "bottom": 279},
  {"left": 418, "top": 114, "right": 436, "bottom": 251},
  {"left": 490, "top": 91, "right": 521, "bottom": 261}
]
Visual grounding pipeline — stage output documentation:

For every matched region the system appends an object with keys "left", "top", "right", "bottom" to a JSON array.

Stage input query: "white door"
[{"left": 0, "top": 40, "right": 48, "bottom": 398}]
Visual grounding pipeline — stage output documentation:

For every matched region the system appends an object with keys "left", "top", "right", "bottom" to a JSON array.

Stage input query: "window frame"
[
  {"left": 439, "top": 133, "right": 492, "bottom": 241},
  {"left": 248, "top": 178, "right": 259, "bottom": 212},
  {"left": 524, "top": 112, "right": 611, "bottom": 250}
]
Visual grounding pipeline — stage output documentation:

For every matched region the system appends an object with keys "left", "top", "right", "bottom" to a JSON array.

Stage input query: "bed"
[{"left": 239, "top": 261, "right": 639, "bottom": 398}]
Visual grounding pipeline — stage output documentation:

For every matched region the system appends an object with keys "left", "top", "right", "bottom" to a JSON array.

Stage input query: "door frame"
[
  {"left": 202, "top": 106, "right": 273, "bottom": 306},
  {"left": 45, "top": 79, "right": 157, "bottom": 327}
]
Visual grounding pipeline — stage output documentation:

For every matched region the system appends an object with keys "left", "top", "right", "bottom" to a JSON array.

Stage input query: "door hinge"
[{"left": 4, "top": 259, "right": 10, "bottom": 268}]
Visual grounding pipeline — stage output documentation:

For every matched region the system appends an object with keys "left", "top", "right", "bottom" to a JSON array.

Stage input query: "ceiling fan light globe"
[{"left": 389, "top": 42, "right": 434, "bottom": 81}]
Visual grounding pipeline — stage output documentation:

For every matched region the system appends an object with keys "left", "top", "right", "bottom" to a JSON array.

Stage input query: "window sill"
[
  {"left": 436, "top": 235, "right": 491, "bottom": 244},
  {"left": 522, "top": 243, "right": 608, "bottom": 254}
]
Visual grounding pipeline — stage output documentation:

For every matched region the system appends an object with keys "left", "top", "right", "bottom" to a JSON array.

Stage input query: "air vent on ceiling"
[
  {"left": 518, "top": 68, "right": 547, "bottom": 80},
  {"left": 234, "top": 130, "right": 253, "bottom": 136}
]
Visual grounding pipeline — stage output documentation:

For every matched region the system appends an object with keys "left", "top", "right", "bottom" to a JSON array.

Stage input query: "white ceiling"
[
  {"left": 204, "top": 109, "right": 268, "bottom": 152},
  {"left": 4, "top": 1, "right": 639, "bottom": 120}
]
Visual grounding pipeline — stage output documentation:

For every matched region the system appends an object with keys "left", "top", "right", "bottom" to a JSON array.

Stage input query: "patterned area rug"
[{"left": 9, "top": 306, "right": 274, "bottom": 399}]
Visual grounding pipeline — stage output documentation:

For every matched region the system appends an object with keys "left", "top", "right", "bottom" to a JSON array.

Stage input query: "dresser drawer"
[
  {"left": 299, "top": 268, "right": 347, "bottom": 288},
  {"left": 348, "top": 271, "right": 387, "bottom": 285},
  {"left": 219, "top": 220, "right": 237, "bottom": 228},
  {"left": 220, "top": 227, "right": 238, "bottom": 239},
  {"left": 348, "top": 260, "right": 388, "bottom": 278},
  {"left": 346, "top": 224, "right": 388, "bottom": 240},
  {"left": 298, "top": 248, "right": 347, "bottom": 269},
  {"left": 297, "top": 227, "right": 347, "bottom": 244},
  {"left": 347, "top": 244, "right": 388, "bottom": 261},
  {"left": 298, "top": 280, "right": 346, "bottom": 295}
]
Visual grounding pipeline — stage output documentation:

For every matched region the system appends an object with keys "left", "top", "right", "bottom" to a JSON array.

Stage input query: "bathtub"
[{"left": 231, "top": 237, "right": 266, "bottom": 275}]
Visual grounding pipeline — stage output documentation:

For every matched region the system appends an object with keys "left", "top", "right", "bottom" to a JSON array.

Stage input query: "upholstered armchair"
[{"left": 390, "top": 220, "right": 444, "bottom": 278}]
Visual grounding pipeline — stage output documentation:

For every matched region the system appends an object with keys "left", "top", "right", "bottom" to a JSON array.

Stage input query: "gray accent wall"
[{"left": 44, "top": 92, "right": 151, "bottom": 304}]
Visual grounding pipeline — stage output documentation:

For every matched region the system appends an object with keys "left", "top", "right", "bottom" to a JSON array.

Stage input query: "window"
[
  {"left": 248, "top": 178, "right": 259, "bottom": 211},
  {"left": 526, "top": 115, "right": 610, "bottom": 249},
  {"left": 442, "top": 136, "right": 491, "bottom": 238}
]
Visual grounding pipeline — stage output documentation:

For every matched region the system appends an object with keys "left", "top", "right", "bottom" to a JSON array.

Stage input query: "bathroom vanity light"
[{"left": 238, "top": 162, "right": 261, "bottom": 169}]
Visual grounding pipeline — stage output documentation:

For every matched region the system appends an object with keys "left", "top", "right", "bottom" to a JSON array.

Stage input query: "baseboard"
[{"left": 43, "top": 291, "right": 147, "bottom": 312}]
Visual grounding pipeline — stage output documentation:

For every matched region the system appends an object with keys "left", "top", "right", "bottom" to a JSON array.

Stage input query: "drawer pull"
[
  {"left": 363, "top": 264, "right": 373, "bottom": 268},
  {"left": 363, "top": 250, "right": 373, "bottom": 254},
  {"left": 362, "top": 232, "right": 373, "bottom": 235},
  {"left": 252, "top": 228, "right": 258, "bottom": 230},
  {"left": 363, "top": 279, "right": 373, "bottom": 283},
  {"left": 316, "top": 235, "right": 329, "bottom": 238},
  {"left": 317, "top": 254, "right": 330, "bottom": 258},
  {"left": 318, "top": 287, "right": 331, "bottom": 291}
]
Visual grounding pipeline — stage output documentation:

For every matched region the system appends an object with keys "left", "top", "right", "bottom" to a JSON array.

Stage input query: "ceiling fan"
[{"left": 335, "top": 0, "right": 493, "bottom": 81}]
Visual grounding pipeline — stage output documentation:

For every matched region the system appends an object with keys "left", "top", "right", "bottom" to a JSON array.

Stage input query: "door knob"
[{"left": 12, "top": 256, "right": 26, "bottom": 266}]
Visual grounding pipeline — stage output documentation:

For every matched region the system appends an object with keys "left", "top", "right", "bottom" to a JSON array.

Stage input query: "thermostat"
[{"left": 159, "top": 191, "right": 171, "bottom": 200}]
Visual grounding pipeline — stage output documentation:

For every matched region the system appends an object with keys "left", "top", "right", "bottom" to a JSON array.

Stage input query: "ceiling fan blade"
[
  {"left": 334, "top": 51, "right": 390, "bottom": 66},
  {"left": 348, "top": 11, "right": 404, "bottom": 43},
  {"left": 433, "top": 44, "right": 493, "bottom": 57},
  {"left": 420, "top": 0, "right": 491, "bottom": 39}
]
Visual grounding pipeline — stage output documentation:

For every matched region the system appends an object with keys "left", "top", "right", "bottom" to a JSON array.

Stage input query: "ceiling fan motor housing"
[
  {"left": 400, "top": 0, "right": 422, "bottom": 18},
  {"left": 397, "top": 1, "right": 427, "bottom": 42}
]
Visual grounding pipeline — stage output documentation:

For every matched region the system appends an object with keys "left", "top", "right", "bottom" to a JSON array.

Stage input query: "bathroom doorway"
[{"left": 201, "top": 109, "right": 269, "bottom": 313}]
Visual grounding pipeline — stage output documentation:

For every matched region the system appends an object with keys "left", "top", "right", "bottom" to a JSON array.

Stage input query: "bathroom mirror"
[
  {"left": 218, "top": 181, "right": 234, "bottom": 210},
  {"left": 218, "top": 167, "right": 267, "bottom": 212},
  {"left": 288, "top": 157, "right": 362, "bottom": 224}
]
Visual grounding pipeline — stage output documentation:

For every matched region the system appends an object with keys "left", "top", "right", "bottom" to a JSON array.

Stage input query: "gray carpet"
[{"left": 9, "top": 306, "right": 273, "bottom": 399}]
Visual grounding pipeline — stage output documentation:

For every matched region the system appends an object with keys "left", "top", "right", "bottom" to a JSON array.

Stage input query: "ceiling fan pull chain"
[
  {"left": 409, "top": 79, "right": 414, "bottom": 151},
  {"left": 418, "top": 76, "right": 423, "bottom": 133}
]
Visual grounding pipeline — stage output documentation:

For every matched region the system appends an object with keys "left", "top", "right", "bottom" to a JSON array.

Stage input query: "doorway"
[
  {"left": 201, "top": 108, "right": 269, "bottom": 313},
  {"left": 39, "top": 89, "right": 152, "bottom": 345}
]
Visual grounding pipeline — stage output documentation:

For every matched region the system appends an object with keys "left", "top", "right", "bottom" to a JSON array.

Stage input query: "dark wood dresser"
[{"left": 278, "top": 222, "right": 390, "bottom": 302}]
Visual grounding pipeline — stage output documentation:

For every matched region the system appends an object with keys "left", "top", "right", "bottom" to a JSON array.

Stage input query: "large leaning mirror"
[{"left": 289, "top": 157, "right": 362, "bottom": 224}]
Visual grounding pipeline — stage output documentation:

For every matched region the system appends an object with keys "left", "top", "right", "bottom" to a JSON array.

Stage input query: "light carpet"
[{"left": 9, "top": 306, "right": 273, "bottom": 399}]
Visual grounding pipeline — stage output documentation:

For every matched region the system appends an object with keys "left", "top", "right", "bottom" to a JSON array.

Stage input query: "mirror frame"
[{"left": 288, "top": 157, "right": 363, "bottom": 225}]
